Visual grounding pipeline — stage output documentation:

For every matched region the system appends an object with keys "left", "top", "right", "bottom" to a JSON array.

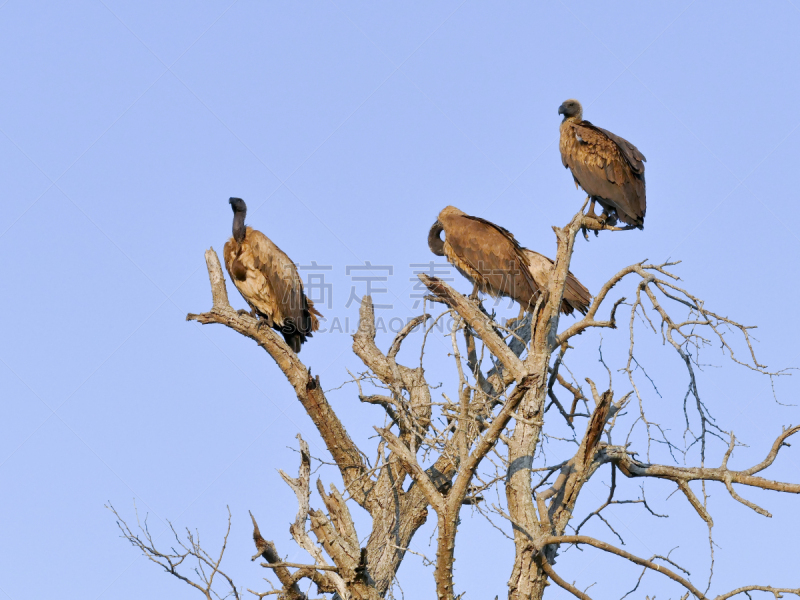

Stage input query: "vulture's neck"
[
  {"left": 428, "top": 222, "right": 445, "bottom": 257},
  {"left": 232, "top": 211, "right": 246, "bottom": 243}
]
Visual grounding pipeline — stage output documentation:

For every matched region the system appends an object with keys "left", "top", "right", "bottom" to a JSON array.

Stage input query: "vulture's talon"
[{"left": 602, "top": 214, "right": 618, "bottom": 228}]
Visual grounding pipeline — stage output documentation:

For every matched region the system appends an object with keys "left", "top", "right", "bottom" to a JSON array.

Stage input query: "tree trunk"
[
  {"left": 435, "top": 512, "right": 458, "bottom": 600},
  {"left": 505, "top": 217, "right": 582, "bottom": 599},
  {"left": 505, "top": 365, "right": 549, "bottom": 600}
]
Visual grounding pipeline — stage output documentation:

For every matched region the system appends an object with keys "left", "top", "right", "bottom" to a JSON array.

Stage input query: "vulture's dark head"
[
  {"left": 558, "top": 99, "right": 583, "bottom": 121},
  {"left": 229, "top": 197, "right": 247, "bottom": 213},
  {"left": 428, "top": 220, "right": 445, "bottom": 257}
]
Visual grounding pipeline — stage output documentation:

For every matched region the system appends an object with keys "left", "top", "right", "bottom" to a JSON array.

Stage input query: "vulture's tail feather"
[
  {"left": 304, "top": 296, "right": 323, "bottom": 332},
  {"left": 564, "top": 274, "right": 592, "bottom": 316},
  {"left": 283, "top": 330, "right": 303, "bottom": 353},
  {"left": 279, "top": 318, "right": 306, "bottom": 353}
]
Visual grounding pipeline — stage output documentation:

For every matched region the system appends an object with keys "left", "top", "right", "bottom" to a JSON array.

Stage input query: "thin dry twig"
[{"left": 108, "top": 503, "right": 240, "bottom": 600}]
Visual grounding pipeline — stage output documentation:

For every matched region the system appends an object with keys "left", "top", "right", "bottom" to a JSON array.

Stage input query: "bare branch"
[
  {"left": 604, "top": 426, "right": 800, "bottom": 519},
  {"left": 419, "top": 274, "right": 526, "bottom": 382},
  {"left": 536, "top": 554, "right": 593, "bottom": 600},
  {"left": 541, "top": 535, "right": 705, "bottom": 599},
  {"left": 713, "top": 586, "right": 800, "bottom": 600},
  {"left": 389, "top": 314, "right": 430, "bottom": 360},
  {"left": 353, "top": 296, "right": 432, "bottom": 450},
  {"left": 250, "top": 511, "right": 309, "bottom": 600},
  {"left": 260, "top": 562, "right": 339, "bottom": 572},
  {"left": 556, "top": 261, "right": 642, "bottom": 345},
  {"left": 676, "top": 480, "right": 715, "bottom": 526},
  {"left": 278, "top": 435, "right": 348, "bottom": 598},
  {"left": 188, "top": 249, "right": 371, "bottom": 509},
  {"left": 108, "top": 503, "right": 240, "bottom": 600},
  {"left": 376, "top": 426, "right": 445, "bottom": 513}
]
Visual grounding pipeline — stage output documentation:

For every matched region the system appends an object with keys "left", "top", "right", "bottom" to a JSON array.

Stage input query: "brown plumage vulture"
[
  {"left": 428, "top": 206, "right": 591, "bottom": 315},
  {"left": 224, "top": 197, "right": 321, "bottom": 352},
  {"left": 558, "top": 99, "right": 646, "bottom": 228}
]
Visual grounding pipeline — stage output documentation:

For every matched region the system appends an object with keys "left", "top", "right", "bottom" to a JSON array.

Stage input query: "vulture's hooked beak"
[
  {"left": 229, "top": 197, "right": 247, "bottom": 213},
  {"left": 558, "top": 104, "right": 566, "bottom": 116}
]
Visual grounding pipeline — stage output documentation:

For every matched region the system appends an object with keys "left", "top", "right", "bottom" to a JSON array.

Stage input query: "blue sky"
[{"left": 1, "top": 2, "right": 799, "bottom": 599}]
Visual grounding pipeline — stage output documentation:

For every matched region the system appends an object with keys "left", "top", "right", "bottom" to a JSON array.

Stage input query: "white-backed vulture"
[
  {"left": 223, "top": 197, "right": 321, "bottom": 352},
  {"left": 427, "top": 206, "right": 591, "bottom": 315},
  {"left": 558, "top": 99, "right": 646, "bottom": 228}
]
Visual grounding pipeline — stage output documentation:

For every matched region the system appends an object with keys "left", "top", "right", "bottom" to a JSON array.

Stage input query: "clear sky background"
[{"left": 2, "top": 2, "right": 799, "bottom": 599}]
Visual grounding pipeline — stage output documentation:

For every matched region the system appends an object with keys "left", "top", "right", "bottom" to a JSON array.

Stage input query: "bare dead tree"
[{"left": 113, "top": 206, "right": 800, "bottom": 600}]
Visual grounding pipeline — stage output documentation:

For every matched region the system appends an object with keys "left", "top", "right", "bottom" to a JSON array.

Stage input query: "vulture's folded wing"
[
  {"left": 594, "top": 125, "right": 646, "bottom": 175},
  {"left": 248, "top": 230, "right": 306, "bottom": 328},
  {"left": 445, "top": 215, "right": 537, "bottom": 302}
]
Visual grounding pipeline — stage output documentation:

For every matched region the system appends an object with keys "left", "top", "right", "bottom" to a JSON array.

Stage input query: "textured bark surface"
[{"left": 504, "top": 215, "right": 584, "bottom": 600}]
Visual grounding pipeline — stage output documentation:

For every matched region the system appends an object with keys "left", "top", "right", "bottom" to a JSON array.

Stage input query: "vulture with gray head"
[
  {"left": 428, "top": 206, "right": 591, "bottom": 316},
  {"left": 223, "top": 197, "right": 321, "bottom": 352},
  {"left": 558, "top": 99, "right": 646, "bottom": 228}
]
